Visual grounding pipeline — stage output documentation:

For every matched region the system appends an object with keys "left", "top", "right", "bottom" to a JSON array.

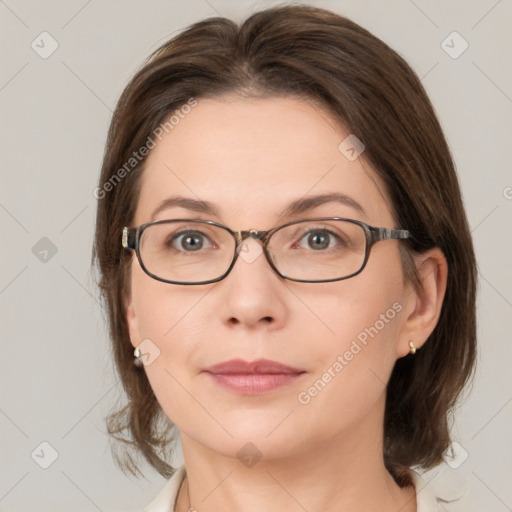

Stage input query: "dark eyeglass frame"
[{"left": 122, "top": 217, "right": 411, "bottom": 285}]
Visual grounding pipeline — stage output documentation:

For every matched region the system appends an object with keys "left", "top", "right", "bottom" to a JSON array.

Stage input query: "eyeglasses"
[{"left": 122, "top": 218, "right": 410, "bottom": 285}]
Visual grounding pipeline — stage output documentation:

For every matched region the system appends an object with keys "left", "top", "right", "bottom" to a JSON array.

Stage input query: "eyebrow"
[
  {"left": 151, "top": 196, "right": 221, "bottom": 221},
  {"left": 150, "top": 192, "right": 366, "bottom": 222},
  {"left": 280, "top": 192, "right": 366, "bottom": 219}
]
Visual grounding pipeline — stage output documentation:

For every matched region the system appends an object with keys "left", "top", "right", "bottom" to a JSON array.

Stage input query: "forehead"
[{"left": 134, "top": 95, "right": 394, "bottom": 228}]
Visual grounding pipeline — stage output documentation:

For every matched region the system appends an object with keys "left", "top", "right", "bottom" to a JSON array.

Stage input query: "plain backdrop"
[{"left": 1, "top": 1, "right": 511, "bottom": 511}]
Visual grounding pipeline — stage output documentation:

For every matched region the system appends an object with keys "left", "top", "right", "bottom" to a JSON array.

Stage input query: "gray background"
[{"left": 1, "top": 0, "right": 511, "bottom": 511}]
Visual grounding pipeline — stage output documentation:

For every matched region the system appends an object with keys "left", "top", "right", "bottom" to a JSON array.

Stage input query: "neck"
[{"left": 175, "top": 400, "right": 416, "bottom": 512}]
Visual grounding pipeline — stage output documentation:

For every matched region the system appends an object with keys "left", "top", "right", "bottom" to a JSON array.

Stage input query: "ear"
[
  {"left": 123, "top": 290, "right": 140, "bottom": 350},
  {"left": 396, "top": 247, "right": 448, "bottom": 358}
]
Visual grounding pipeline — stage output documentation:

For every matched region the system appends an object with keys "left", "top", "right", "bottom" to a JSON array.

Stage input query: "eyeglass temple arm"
[
  {"left": 122, "top": 227, "right": 137, "bottom": 250},
  {"left": 121, "top": 225, "right": 410, "bottom": 250},
  {"left": 370, "top": 227, "right": 410, "bottom": 243}
]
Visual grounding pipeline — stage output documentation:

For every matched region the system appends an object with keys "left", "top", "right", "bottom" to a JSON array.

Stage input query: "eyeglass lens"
[{"left": 138, "top": 219, "right": 368, "bottom": 283}]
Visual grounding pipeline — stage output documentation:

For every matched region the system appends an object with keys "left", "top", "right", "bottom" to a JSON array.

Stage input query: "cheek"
[
  {"left": 129, "top": 262, "right": 219, "bottom": 406},
  {"left": 130, "top": 260, "right": 208, "bottom": 341},
  {"left": 131, "top": 288, "right": 205, "bottom": 433},
  {"left": 294, "top": 256, "right": 405, "bottom": 412},
  {"left": 304, "top": 244, "right": 404, "bottom": 350},
  {"left": 310, "top": 289, "right": 402, "bottom": 358}
]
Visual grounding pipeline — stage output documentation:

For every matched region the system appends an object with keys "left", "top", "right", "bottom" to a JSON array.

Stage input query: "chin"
[
  {"left": 204, "top": 429, "right": 302, "bottom": 464},
  {"left": 180, "top": 410, "right": 303, "bottom": 458}
]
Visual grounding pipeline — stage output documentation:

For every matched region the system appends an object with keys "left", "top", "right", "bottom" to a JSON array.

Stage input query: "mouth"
[{"left": 202, "top": 359, "right": 306, "bottom": 395}]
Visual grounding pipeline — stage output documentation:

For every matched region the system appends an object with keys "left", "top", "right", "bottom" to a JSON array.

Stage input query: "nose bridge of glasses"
[
  {"left": 235, "top": 229, "right": 268, "bottom": 245},
  {"left": 231, "top": 229, "right": 269, "bottom": 268}
]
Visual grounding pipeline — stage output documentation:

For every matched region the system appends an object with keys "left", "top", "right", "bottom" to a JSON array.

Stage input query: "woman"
[{"left": 92, "top": 5, "right": 476, "bottom": 511}]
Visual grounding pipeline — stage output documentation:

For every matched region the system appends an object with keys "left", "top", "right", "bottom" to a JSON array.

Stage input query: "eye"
[
  {"left": 297, "top": 229, "right": 344, "bottom": 251},
  {"left": 169, "top": 230, "right": 213, "bottom": 252}
]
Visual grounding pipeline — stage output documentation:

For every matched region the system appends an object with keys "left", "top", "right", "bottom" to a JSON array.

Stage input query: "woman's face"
[{"left": 125, "top": 95, "right": 415, "bottom": 461}]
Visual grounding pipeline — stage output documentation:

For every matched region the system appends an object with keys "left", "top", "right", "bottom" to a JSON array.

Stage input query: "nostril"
[{"left": 228, "top": 316, "right": 273, "bottom": 325}]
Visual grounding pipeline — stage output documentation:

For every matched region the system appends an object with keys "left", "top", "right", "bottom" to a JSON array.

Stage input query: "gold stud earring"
[
  {"left": 408, "top": 341, "right": 417, "bottom": 355},
  {"left": 134, "top": 346, "right": 143, "bottom": 367}
]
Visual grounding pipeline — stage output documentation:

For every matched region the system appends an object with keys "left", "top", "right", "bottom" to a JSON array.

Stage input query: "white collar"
[{"left": 144, "top": 465, "right": 466, "bottom": 512}]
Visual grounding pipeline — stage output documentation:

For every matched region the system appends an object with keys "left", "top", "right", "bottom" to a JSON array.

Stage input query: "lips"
[
  {"left": 203, "top": 359, "right": 305, "bottom": 395},
  {"left": 204, "top": 358, "right": 304, "bottom": 375}
]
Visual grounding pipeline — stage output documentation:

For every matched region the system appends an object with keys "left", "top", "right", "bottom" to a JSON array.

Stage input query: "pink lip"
[{"left": 203, "top": 359, "right": 305, "bottom": 395}]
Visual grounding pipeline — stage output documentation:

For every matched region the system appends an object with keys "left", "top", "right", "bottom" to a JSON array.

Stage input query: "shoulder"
[
  {"left": 409, "top": 464, "right": 468, "bottom": 512},
  {"left": 144, "top": 465, "right": 186, "bottom": 512}
]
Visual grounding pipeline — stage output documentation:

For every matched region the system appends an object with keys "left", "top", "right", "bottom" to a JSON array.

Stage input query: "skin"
[{"left": 124, "top": 95, "right": 447, "bottom": 512}]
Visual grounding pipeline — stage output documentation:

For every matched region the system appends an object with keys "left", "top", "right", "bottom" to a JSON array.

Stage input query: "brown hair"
[{"left": 92, "top": 4, "right": 477, "bottom": 485}]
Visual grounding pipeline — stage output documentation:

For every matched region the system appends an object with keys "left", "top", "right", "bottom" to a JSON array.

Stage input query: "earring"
[
  {"left": 133, "top": 346, "right": 143, "bottom": 367},
  {"left": 408, "top": 341, "right": 417, "bottom": 355}
]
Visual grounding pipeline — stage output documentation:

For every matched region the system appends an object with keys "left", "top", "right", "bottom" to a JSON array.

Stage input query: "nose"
[{"left": 217, "top": 237, "right": 289, "bottom": 330}]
